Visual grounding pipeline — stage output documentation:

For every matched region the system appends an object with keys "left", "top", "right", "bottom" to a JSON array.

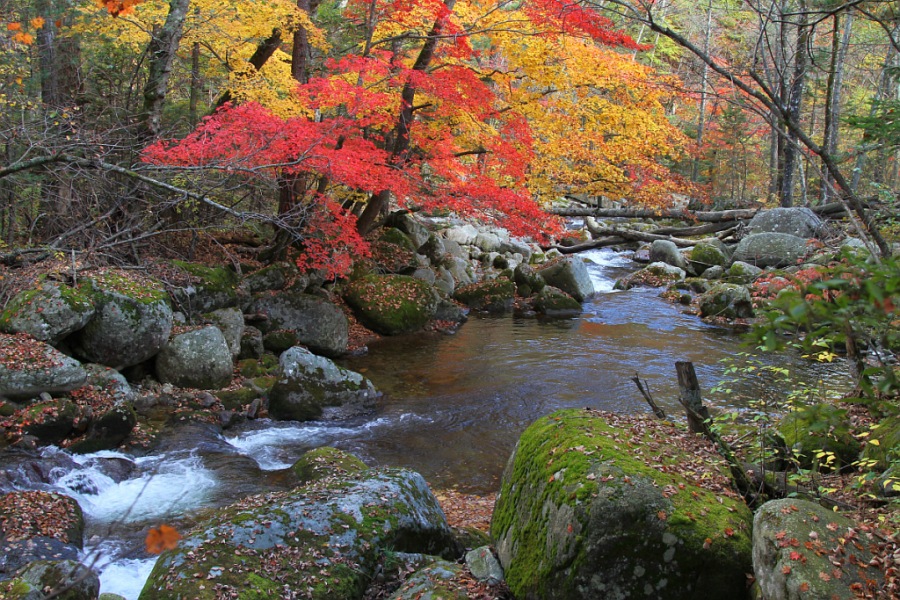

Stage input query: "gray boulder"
[
  {"left": 71, "top": 272, "right": 173, "bottom": 369},
  {"left": 500, "top": 238, "right": 533, "bottom": 262},
  {"left": 748, "top": 207, "right": 822, "bottom": 238},
  {"left": 445, "top": 256, "right": 475, "bottom": 287},
  {"left": 733, "top": 233, "right": 810, "bottom": 268},
  {"left": 140, "top": 466, "right": 460, "bottom": 599},
  {"left": 650, "top": 240, "right": 690, "bottom": 272},
  {"left": 0, "top": 334, "right": 86, "bottom": 399},
  {"left": 386, "top": 212, "right": 431, "bottom": 249},
  {"left": 466, "top": 546, "right": 504, "bottom": 585},
  {"left": 698, "top": 283, "right": 754, "bottom": 319},
  {"left": 753, "top": 499, "right": 883, "bottom": 600},
  {"left": 247, "top": 292, "right": 348, "bottom": 357},
  {"left": 536, "top": 257, "right": 596, "bottom": 301},
  {"left": 206, "top": 307, "right": 245, "bottom": 357},
  {"left": 84, "top": 364, "right": 135, "bottom": 404},
  {"left": 0, "top": 282, "right": 94, "bottom": 344},
  {"left": 169, "top": 261, "right": 242, "bottom": 315},
  {"left": 727, "top": 261, "right": 764, "bottom": 283},
  {"left": 241, "top": 263, "right": 292, "bottom": 294},
  {"left": 0, "top": 490, "right": 84, "bottom": 578},
  {"left": 155, "top": 326, "right": 233, "bottom": 389},
  {"left": 1, "top": 560, "right": 99, "bottom": 600},
  {"left": 388, "top": 560, "right": 468, "bottom": 600},
  {"left": 268, "top": 346, "right": 378, "bottom": 421},
  {"left": 475, "top": 231, "right": 504, "bottom": 252},
  {"left": 442, "top": 224, "right": 479, "bottom": 246},
  {"left": 491, "top": 409, "right": 752, "bottom": 600}
]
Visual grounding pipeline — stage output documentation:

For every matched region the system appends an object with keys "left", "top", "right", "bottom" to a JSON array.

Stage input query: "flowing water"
[{"left": 4, "top": 248, "right": 851, "bottom": 598}]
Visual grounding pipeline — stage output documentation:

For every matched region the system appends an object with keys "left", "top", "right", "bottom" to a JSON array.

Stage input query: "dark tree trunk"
[{"left": 140, "top": 0, "right": 191, "bottom": 141}]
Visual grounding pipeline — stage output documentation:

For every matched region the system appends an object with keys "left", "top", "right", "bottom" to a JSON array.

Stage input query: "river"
[{"left": 4, "top": 248, "right": 850, "bottom": 598}]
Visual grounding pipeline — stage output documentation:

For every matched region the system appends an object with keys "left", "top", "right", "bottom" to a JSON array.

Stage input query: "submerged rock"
[{"left": 491, "top": 409, "right": 752, "bottom": 600}]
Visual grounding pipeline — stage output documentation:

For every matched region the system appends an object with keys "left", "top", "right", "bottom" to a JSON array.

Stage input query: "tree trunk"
[
  {"left": 780, "top": 0, "right": 809, "bottom": 207},
  {"left": 675, "top": 361, "right": 711, "bottom": 435},
  {"left": 821, "top": 13, "right": 852, "bottom": 204},
  {"left": 189, "top": 41, "right": 200, "bottom": 126},
  {"left": 691, "top": 0, "right": 713, "bottom": 183},
  {"left": 140, "top": 0, "right": 191, "bottom": 141},
  {"left": 214, "top": 28, "right": 283, "bottom": 109},
  {"left": 356, "top": 0, "right": 458, "bottom": 236}
]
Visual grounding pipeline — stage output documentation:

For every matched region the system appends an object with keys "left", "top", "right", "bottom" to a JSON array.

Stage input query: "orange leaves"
[
  {"left": 146, "top": 524, "right": 181, "bottom": 554},
  {"left": 95, "top": 0, "right": 144, "bottom": 17},
  {"left": 6, "top": 22, "right": 20, "bottom": 31}
]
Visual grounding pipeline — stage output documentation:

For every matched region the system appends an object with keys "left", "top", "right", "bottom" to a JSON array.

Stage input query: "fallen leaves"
[{"left": 146, "top": 524, "right": 182, "bottom": 554}]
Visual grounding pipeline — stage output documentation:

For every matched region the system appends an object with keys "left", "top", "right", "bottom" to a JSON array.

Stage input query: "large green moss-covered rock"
[
  {"left": 291, "top": 446, "right": 367, "bottom": 484},
  {"left": 698, "top": 283, "right": 754, "bottom": 319},
  {"left": 70, "top": 270, "right": 173, "bottom": 369},
  {"left": 169, "top": 260, "right": 242, "bottom": 314},
  {"left": 752, "top": 499, "right": 883, "bottom": 600},
  {"left": 491, "top": 409, "right": 752, "bottom": 600},
  {"left": 0, "top": 281, "right": 95, "bottom": 344},
  {"left": 139, "top": 467, "right": 460, "bottom": 600},
  {"left": 343, "top": 275, "right": 439, "bottom": 335}
]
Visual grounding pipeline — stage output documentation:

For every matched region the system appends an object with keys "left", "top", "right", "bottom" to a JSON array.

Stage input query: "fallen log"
[{"left": 551, "top": 206, "right": 759, "bottom": 222}]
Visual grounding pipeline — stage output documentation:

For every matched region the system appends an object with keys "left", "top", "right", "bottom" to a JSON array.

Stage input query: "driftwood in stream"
[
  {"left": 553, "top": 226, "right": 723, "bottom": 253},
  {"left": 552, "top": 200, "right": 856, "bottom": 221}
]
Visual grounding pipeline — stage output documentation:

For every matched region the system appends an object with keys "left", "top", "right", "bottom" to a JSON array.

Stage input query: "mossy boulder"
[
  {"left": 778, "top": 405, "right": 860, "bottom": 469},
  {"left": 513, "top": 263, "right": 546, "bottom": 297},
  {"left": 71, "top": 271, "right": 173, "bottom": 369},
  {"left": 535, "top": 257, "right": 595, "bottom": 301},
  {"left": 292, "top": 446, "right": 367, "bottom": 484},
  {"left": 242, "top": 263, "right": 293, "bottom": 294},
  {"left": 533, "top": 287, "right": 582, "bottom": 317},
  {"left": 0, "top": 334, "right": 87, "bottom": 400},
  {"left": 747, "top": 207, "right": 822, "bottom": 238},
  {"left": 614, "top": 262, "right": 686, "bottom": 290},
  {"left": 491, "top": 409, "right": 753, "bottom": 600},
  {"left": 268, "top": 346, "right": 378, "bottom": 422},
  {"left": 68, "top": 401, "right": 137, "bottom": 454},
  {"left": 388, "top": 559, "right": 469, "bottom": 600},
  {"left": 698, "top": 283, "right": 754, "bottom": 319},
  {"left": 169, "top": 260, "right": 242, "bottom": 314},
  {"left": 727, "top": 261, "right": 764, "bottom": 283},
  {"left": 752, "top": 499, "right": 883, "bottom": 600},
  {"left": 0, "top": 281, "right": 95, "bottom": 344},
  {"left": 247, "top": 292, "right": 349, "bottom": 357},
  {"left": 0, "top": 560, "right": 99, "bottom": 600},
  {"left": 17, "top": 397, "right": 80, "bottom": 444},
  {"left": 385, "top": 213, "right": 431, "bottom": 249},
  {"left": 344, "top": 275, "right": 439, "bottom": 335},
  {"left": 690, "top": 242, "right": 731, "bottom": 274},
  {"left": 454, "top": 279, "right": 515, "bottom": 314},
  {"left": 365, "top": 228, "right": 419, "bottom": 275},
  {"left": 139, "top": 467, "right": 460, "bottom": 600},
  {"left": 155, "top": 326, "right": 233, "bottom": 389}
]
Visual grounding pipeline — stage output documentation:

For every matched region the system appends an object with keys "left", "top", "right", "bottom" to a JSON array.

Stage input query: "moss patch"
[{"left": 343, "top": 275, "right": 438, "bottom": 335}]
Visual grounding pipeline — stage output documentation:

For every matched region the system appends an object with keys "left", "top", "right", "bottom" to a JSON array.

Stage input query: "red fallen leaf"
[
  {"left": 782, "top": 565, "right": 792, "bottom": 575},
  {"left": 703, "top": 538, "right": 712, "bottom": 550},
  {"left": 818, "top": 571, "right": 831, "bottom": 582},
  {"left": 775, "top": 530, "right": 787, "bottom": 540},
  {"left": 724, "top": 527, "right": 734, "bottom": 537},
  {"left": 146, "top": 524, "right": 181, "bottom": 554},
  {"left": 790, "top": 550, "right": 803, "bottom": 561},
  {"left": 657, "top": 511, "right": 667, "bottom": 521},
  {"left": 567, "top": 524, "right": 573, "bottom": 533},
  {"left": 799, "top": 582, "right": 810, "bottom": 592}
]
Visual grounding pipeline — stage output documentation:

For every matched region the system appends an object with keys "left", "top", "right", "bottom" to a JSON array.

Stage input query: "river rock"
[
  {"left": 0, "top": 490, "right": 85, "bottom": 578},
  {"left": 747, "top": 207, "right": 822, "bottom": 238},
  {"left": 500, "top": 238, "right": 533, "bottom": 262},
  {"left": 268, "top": 346, "right": 378, "bottom": 422},
  {"left": 241, "top": 263, "right": 292, "bottom": 294},
  {"left": 752, "top": 498, "right": 883, "bottom": 600},
  {"left": 386, "top": 212, "right": 431, "bottom": 249},
  {"left": 419, "top": 233, "right": 448, "bottom": 264},
  {"left": 442, "top": 224, "right": 479, "bottom": 246},
  {"left": 70, "top": 271, "right": 173, "bottom": 370},
  {"left": 0, "top": 282, "right": 95, "bottom": 344},
  {"left": 238, "top": 326, "right": 264, "bottom": 360},
  {"left": 491, "top": 409, "right": 752, "bottom": 600},
  {"left": 343, "top": 275, "right": 439, "bottom": 335},
  {"left": 536, "top": 256, "right": 595, "bottom": 301},
  {"left": 698, "top": 283, "right": 754, "bottom": 319},
  {"left": 614, "top": 262, "right": 686, "bottom": 290},
  {"left": 466, "top": 546, "right": 504, "bottom": 585},
  {"left": 169, "top": 261, "right": 242, "bottom": 315},
  {"left": 291, "top": 446, "right": 368, "bottom": 485},
  {"left": 690, "top": 241, "right": 731, "bottom": 274},
  {"left": 388, "top": 560, "right": 469, "bottom": 600},
  {"left": 139, "top": 466, "right": 460, "bottom": 600},
  {"left": 650, "top": 240, "right": 691, "bottom": 273},
  {"left": 155, "top": 326, "right": 233, "bottom": 390},
  {"left": 533, "top": 286, "right": 582, "bottom": 317},
  {"left": 445, "top": 256, "right": 475, "bottom": 287},
  {"left": 205, "top": 308, "right": 245, "bottom": 357},
  {"left": 0, "top": 334, "right": 87, "bottom": 400},
  {"left": 733, "top": 233, "right": 810, "bottom": 268},
  {"left": 513, "top": 263, "right": 546, "bottom": 297},
  {"left": 247, "top": 291, "right": 349, "bottom": 357},
  {"left": 370, "top": 228, "right": 419, "bottom": 274},
  {"left": 727, "top": 261, "right": 764, "bottom": 283},
  {"left": 0, "top": 560, "right": 99, "bottom": 600},
  {"left": 17, "top": 397, "right": 81, "bottom": 444},
  {"left": 454, "top": 279, "right": 516, "bottom": 313}
]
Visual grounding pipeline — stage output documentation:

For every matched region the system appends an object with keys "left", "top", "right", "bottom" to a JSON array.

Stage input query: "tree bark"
[
  {"left": 140, "top": 0, "right": 191, "bottom": 141},
  {"left": 676, "top": 361, "right": 711, "bottom": 435},
  {"left": 821, "top": 13, "right": 852, "bottom": 204},
  {"left": 356, "top": 0, "right": 458, "bottom": 235},
  {"left": 214, "top": 28, "right": 283, "bottom": 109}
]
